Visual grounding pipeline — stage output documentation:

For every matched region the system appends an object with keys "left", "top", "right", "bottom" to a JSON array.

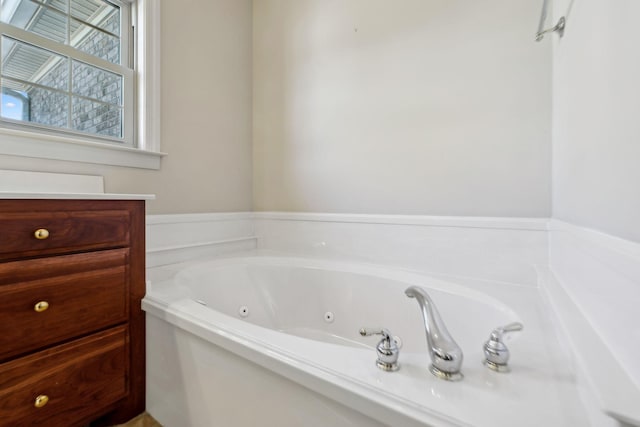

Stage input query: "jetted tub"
[{"left": 143, "top": 255, "right": 590, "bottom": 427}]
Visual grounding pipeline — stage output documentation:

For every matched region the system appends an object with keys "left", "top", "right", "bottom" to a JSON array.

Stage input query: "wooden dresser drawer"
[
  {"left": 0, "top": 249, "right": 129, "bottom": 361},
  {"left": 0, "top": 209, "right": 130, "bottom": 260},
  {"left": 0, "top": 326, "right": 128, "bottom": 427}
]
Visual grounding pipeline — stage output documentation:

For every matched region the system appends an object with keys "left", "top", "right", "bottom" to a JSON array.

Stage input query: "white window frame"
[{"left": 0, "top": 0, "right": 163, "bottom": 170}]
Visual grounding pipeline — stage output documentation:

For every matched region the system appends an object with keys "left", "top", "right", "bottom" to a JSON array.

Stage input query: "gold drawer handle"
[
  {"left": 34, "top": 229, "right": 50, "bottom": 240},
  {"left": 34, "top": 301, "right": 49, "bottom": 313},
  {"left": 34, "top": 395, "right": 49, "bottom": 408}
]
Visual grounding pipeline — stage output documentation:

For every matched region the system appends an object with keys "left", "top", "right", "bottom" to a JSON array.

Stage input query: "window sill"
[{"left": 0, "top": 127, "right": 166, "bottom": 170}]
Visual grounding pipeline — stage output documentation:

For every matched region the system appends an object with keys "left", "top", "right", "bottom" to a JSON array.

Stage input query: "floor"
[{"left": 113, "top": 412, "right": 162, "bottom": 427}]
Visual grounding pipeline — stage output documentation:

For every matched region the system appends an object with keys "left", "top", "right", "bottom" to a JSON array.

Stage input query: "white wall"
[
  {"left": 253, "top": 0, "right": 551, "bottom": 216},
  {"left": 0, "top": 0, "right": 253, "bottom": 215},
  {"left": 552, "top": 0, "right": 640, "bottom": 243}
]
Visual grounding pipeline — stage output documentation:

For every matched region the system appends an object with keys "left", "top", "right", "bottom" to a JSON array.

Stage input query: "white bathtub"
[{"left": 143, "top": 255, "right": 590, "bottom": 427}]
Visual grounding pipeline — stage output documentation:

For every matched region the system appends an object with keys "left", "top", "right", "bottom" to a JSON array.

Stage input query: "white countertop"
[
  {"left": 0, "top": 170, "right": 155, "bottom": 200},
  {"left": 0, "top": 191, "right": 155, "bottom": 200}
]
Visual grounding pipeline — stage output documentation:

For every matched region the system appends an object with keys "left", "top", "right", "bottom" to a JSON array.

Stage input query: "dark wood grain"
[
  {"left": 0, "top": 199, "right": 147, "bottom": 426},
  {"left": 0, "top": 249, "right": 129, "bottom": 362},
  {"left": 0, "top": 209, "right": 130, "bottom": 261},
  {"left": 93, "top": 200, "right": 146, "bottom": 426},
  {"left": 0, "top": 326, "right": 128, "bottom": 427},
  {"left": 0, "top": 248, "right": 129, "bottom": 286}
]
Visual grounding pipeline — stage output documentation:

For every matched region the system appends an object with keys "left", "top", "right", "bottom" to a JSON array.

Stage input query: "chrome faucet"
[
  {"left": 405, "top": 286, "right": 464, "bottom": 381},
  {"left": 483, "top": 322, "right": 523, "bottom": 372},
  {"left": 359, "top": 328, "right": 400, "bottom": 371}
]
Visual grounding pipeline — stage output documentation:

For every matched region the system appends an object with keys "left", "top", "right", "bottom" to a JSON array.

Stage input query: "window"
[
  {"left": 0, "top": 0, "right": 134, "bottom": 145},
  {"left": 0, "top": 0, "right": 166, "bottom": 169}
]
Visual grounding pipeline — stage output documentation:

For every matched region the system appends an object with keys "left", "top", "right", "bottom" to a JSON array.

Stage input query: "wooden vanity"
[{"left": 0, "top": 199, "right": 146, "bottom": 426}]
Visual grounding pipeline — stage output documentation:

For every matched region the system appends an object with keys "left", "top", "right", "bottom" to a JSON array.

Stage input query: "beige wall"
[
  {"left": 552, "top": 0, "right": 640, "bottom": 242},
  {"left": 253, "top": 0, "right": 551, "bottom": 216},
  {"left": 0, "top": 0, "right": 253, "bottom": 215},
  {"left": 1, "top": 1, "right": 554, "bottom": 218}
]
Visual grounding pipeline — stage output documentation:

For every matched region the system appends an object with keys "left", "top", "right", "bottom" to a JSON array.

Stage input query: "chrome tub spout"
[{"left": 405, "top": 286, "right": 463, "bottom": 381}]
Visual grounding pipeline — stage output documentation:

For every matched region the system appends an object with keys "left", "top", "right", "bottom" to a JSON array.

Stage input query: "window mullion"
[
  {"left": 67, "top": 0, "right": 71, "bottom": 45},
  {"left": 0, "top": 31, "right": 3, "bottom": 120},
  {"left": 67, "top": 57, "right": 72, "bottom": 131},
  {"left": 67, "top": 0, "right": 71, "bottom": 130}
]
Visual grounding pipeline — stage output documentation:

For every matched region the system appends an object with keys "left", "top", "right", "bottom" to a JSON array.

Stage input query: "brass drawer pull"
[
  {"left": 34, "top": 395, "right": 49, "bottom": 408},
  {"left": 34, "top": 301, "right": 49, "bottom": 313},
  {"left": 34, "top": 229, "right": 50, "bottom": 240}
]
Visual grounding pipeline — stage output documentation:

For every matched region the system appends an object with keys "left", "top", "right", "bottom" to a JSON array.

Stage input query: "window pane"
[
  {"left": 1, "top": 78, "right": 70, "bottom": 127},
  {"left": 72, "top": 60, "right": 122, "bottom": 106},
  {"left": 1, "top": 86, "right": 29, "bottom": 120},
  {"left": 28, "top": 85, "right": 68, "bottom": 127},
  {"left": 70, "top": 0, "right": 120, "bottom": 64},
  {"left": 72, "top": 96, "right": 122, "bottom": 138},
  {"left": 1, "top": 1, "right": 67, "bottom": 44},
  {"left": 71, "top": 0, "right": 119, "bottom": 33},
  {"left": 1, "top": 37, "right": 69, "bottom": 91},
  {"left": 70, "top": 19, "right": 120, "bottom": 64}
]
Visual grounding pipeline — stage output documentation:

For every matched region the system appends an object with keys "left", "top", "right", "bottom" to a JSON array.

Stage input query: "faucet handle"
[
  {"left": 490, "top": 322, "right": 523, "bottom": 340},
  {"left": 359, "top": 328, "right": 391, "bottom": 339},
  {"left": 359, "top": 328, "right": 399, "bottom": 371},
  {"left": 483, "top": 322, "right": 523, "bottom": 372}
]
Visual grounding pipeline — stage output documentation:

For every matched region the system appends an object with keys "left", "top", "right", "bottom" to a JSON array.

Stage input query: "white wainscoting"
[
  {"left": 548, "top": 220, "right": 640, "bottom": 425},
  {"left": 253, "top": 212, "right": 549, "bottom": 287},
  {"left": 146, "top": 212, "right": 256, "bottom": 267}
]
